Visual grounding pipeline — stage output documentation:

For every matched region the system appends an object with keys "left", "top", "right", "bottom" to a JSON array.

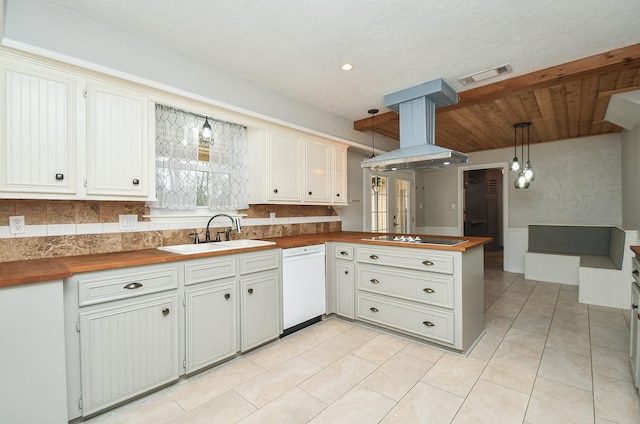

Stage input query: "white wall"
[{"left": 1, "top": 0, "right": 397, "bottom": 154}]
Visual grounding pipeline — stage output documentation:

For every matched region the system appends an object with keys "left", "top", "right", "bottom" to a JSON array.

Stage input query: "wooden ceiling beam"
[
  {"left": 353, "top": 111, "right": 398, "bottom": 132},
  {"left": 440, "top": 43, "right": 640, "bottom": 113}
]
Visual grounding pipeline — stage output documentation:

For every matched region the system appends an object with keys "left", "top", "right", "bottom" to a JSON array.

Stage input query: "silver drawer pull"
[
  {"left": 370, "top": 255, "right": 379, "bottom": 260},
  {"left": 422, "top": 260, "right": 435, "bottom": 266},
  {"left": 423, "top": 288, "right": 435, "bottom": 294},
  {"left": 370, "top": 278, "right": 380, "bottom": 284},
  {"left": 340, "top": 251, "right": 349, "bottom": 256},
  {"left": 423, "top": 321, "right": 435, "bottom": 327},
  {"left": 369, "top": 307, "right": 379, "bottom": 313},
  {"left": 123, "top": 282, "right": 143, "bottom": 290},
  {"left": 224, "top": 293, "right": 231, "bottom": 300},
  {"left": 162, "top": 308, "right": 170, "bottom": 316}
]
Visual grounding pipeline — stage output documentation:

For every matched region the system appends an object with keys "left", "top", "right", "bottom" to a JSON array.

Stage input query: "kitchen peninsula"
[{"left": 0, "top": 231, "right": 489, "bottom": 422}]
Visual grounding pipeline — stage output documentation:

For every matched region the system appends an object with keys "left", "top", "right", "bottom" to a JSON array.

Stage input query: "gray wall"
[
  {"left": 420, "top": 133, "right": 623, "bottom": 229},
  {"left": 335, "top": 151, "right": 367, "bottom": 231},
  {"left": 622, "top": 124, "right": 640, "bottom": 230}
]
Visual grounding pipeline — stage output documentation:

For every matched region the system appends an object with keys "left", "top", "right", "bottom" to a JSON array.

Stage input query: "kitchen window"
[{"left": 152, "top": 104, "right": 249, "bottom": 211}]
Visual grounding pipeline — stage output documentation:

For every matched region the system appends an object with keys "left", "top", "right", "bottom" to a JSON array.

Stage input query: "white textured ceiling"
[{"left": 41, "top": 0, "right": 640, "bottom": 121}]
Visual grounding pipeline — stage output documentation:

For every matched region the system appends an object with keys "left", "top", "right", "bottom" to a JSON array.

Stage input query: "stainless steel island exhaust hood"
[{"left": 361, "top": 78, "right": 468, "bottom": 171}]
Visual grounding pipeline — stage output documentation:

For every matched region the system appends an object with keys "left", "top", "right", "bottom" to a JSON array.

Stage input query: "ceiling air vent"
[{"left": 459, "top": 64, "right": 513, "bottom": 86}]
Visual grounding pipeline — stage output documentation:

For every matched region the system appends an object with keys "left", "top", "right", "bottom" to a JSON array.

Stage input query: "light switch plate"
[{"left": 119, "top": 214, "right": 138, "bottom": 231}]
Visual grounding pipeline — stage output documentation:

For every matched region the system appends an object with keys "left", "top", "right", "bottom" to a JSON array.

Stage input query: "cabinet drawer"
[
  {"left": 78, "top": 267, "right": 178, "bottom": 306},
  {"left": 184, "top": 256, "right": 236, "bottom": 286},
  {"left": 334, "top": 244, "right": 354, "bottom": 261},
  {"left": 357, "top": 246, "right": 453, "bottom": 274},
  {"left": 358, "top": 265, "right": 454, "bottom": 309},
  {"left": 357, "top": 293, "right": 454, "bottom": 345},
  {"left": 239, "top": 249, "right": 280, "bottom": 275}
]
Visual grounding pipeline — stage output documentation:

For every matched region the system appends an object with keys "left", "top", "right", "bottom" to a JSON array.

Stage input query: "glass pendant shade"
[
  {"left": 202, "top": 117, "right": 212, "bottom": 139},
  {"left": 514, "top": 172, "right": 530, "bottom": 189},
  {"left": 523, "top": 161, "right": 535, "bottom": 182},
  {"left": 511, "top": 122, "right": 533, "bottom": 189},
  {"left": 510, "top": 157, "right": 520, "bottom": 172}
]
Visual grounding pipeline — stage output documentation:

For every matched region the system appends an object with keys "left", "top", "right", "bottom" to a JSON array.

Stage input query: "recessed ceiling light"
[
  {"left": 341, "top": 63, "right": 353, "bottom": 71},
  {"left": 458, "top": 64, "right": 512, "bottom": 85}
]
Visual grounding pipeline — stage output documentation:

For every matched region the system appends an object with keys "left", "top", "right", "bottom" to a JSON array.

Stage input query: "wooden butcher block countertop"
[{"left": 0, "top": 231, "right": 490, "bottom": 288}]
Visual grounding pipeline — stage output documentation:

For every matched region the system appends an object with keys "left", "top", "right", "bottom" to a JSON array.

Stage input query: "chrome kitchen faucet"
[{"left": 205, "top": 214, "right": 241, "bottom": 242}]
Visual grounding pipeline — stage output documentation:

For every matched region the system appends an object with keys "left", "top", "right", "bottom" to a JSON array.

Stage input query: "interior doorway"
[
  {"left": 463, "top": 168, "right": 503, "bottom": 251},
  {"left": 457, "top": 163, "right": 509, "bottom": 271}
]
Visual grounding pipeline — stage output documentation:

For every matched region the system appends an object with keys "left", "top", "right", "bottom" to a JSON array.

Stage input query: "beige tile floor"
[{"left": 85, "top": 254, "right": 640, "bottom": 424}]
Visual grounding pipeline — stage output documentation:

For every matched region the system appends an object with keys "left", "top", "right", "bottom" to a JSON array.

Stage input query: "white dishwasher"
[{"left": 281, "top": 244, "right": 326, "bottom": 337}]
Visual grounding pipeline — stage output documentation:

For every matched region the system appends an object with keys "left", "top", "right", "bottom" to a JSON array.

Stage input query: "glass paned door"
[
  {"left": 394, "top": 177, "right": 410, "bottom": 233},
  {"left": 371, "top": 175, "right": 387, "bottom": 232}
]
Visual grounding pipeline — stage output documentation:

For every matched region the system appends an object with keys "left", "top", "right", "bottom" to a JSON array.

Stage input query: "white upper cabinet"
[
  {"left": 304, "top": 137, "right": 332, "bottom": 203},
  {"left": 248, "top": 126, "right": 349, "bottom": 205},
  {"left": 267, "top": 129, "right": 303, "bottom": 202},
  {"left": 333, "top": 144, "right": 348, "bottom": 205},
  {"left": 0, "top": 52, "right": 155, "bottom": 200},
  {"left": 85, "top": 81, "right": 152, "bottom": 198},
  {"left": 0, "top": 58, "right": 77, "bottom": 195}
]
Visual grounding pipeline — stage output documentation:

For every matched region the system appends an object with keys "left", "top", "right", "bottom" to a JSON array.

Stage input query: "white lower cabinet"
[
  {"left": 64, "top": 249, "right": 281, "bottom": 420},
  {"left": 326, "top": 243, "right": 484, "bottom": 352},
  {"left": 336, "top": 261, "right": 355, "bottom": 319},
  {"left": 241, "top": 270, "right": 280, "bottom": 351},
  {"left": 332, "top": 243, "right": 355, "bottom": 319},
  {"left": 79, "top": 294, "right": 180, "bottom": 416},
  {"left": 64, "top": 263, "right": 181, "bottom": 418},
  {"left": 185, "top": 279, "right": 238, "bottom": 374},
  {"left": 357, "top": 292, "right": 455, "bottom": 344}
]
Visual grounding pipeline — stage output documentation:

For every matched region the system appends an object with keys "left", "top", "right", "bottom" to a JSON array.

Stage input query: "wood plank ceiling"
[{"left": 353, "top": 43, "right": 640, "bottom": 153}]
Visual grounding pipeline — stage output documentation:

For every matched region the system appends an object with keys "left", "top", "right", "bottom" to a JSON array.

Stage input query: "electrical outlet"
[{"left": 9, "top": 215, "right": 25, "bottom": 234}]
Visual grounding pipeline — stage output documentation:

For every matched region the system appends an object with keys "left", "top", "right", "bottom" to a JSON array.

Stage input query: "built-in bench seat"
[{"left": 524, "top": 225, "right": 637, "bottom": 309}]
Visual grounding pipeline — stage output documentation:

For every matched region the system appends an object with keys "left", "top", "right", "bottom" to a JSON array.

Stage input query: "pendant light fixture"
[
  {"left": 513, "top": 122, "right": 532, "bottom": 189},
  {"left": 202, "top": 117, "right": 212, "bottom": 140},
  {"left": 522, "top": 123, "right": 535, "bottom": 182},
  {"left": 368, "top": 108, "right": 378, "bottom": 158},
  {"left": 510, "top": 124, "right": 520, "bottom": 172},
  {"left": 372, "top": 176, "right": 381, "bottom": 194}
]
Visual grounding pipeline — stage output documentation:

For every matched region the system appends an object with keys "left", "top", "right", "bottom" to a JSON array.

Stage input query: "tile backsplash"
[{"left": 0, "top": 200, "right": 341, "bottom": 262}]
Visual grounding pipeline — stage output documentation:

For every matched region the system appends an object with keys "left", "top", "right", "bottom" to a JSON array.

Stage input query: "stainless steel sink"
[{"left": 158, "top": 239, "right": 276, "bottom": 255}]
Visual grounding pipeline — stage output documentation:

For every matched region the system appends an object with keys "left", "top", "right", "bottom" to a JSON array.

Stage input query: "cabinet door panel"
[
  {"left": 336, "top": 261, "right": 355, "bottom": 318},
  {"left": 267, "top": 131, "right": 302, "bottom": 201},
  {"left": 241, "top": 270, "right": 280, "bottom": 351},
  {"left": 333, "top": 145, "right": 348, "bottom": 204},
  {"left": 79, "top": 294, "right": 179, "bottom": 416},
  {"left": 1, "top": 64, "right": 76, "bottom": 194},
  {"left": 186, "top": 281, "right": 238, "bottom": 373},
  {"left": 86, "top": 81, "right": 149, "bottom": 197},
  {"left": 304, "top": 139, "right": 331, "bottom": 202}
]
